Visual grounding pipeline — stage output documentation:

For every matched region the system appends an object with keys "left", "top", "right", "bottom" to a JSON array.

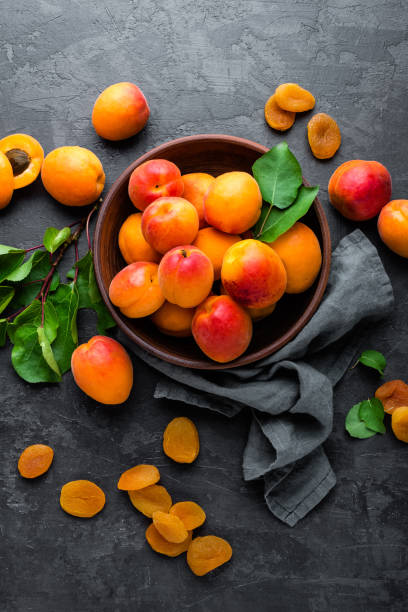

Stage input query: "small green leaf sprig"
[
  {"left": 0, "top": 206, "right": 115, "bottom": 383},
  {"left": 251, "top": 142, "right": 319, "bottom": 242}
]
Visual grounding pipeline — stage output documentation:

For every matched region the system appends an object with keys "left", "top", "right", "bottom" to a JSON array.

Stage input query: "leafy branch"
[{"left": 0, "top": 206, "right": 115, "bottom": 383}]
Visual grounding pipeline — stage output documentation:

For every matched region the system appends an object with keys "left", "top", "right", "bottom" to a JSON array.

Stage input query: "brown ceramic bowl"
[{"left": 94, "top": 134, "right": 331, "bottom": 369}]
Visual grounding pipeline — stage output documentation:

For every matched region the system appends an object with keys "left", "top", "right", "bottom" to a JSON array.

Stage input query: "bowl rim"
[{"left": 94, "top": 133, "right": 331, "bottom": 370}]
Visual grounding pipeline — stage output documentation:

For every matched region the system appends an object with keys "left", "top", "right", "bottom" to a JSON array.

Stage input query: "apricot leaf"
[
  {"left": 11, "top": 323, "right": 61, "bottom": 383},
  {"left": 0, "top": 250, "right": 25, "bottom": 283},
  {"left": 8, "top": 252, "right": 58, "bottom": 309},
  {"left": 0, "top": 319, "right": 7, "bottom": 347},
  {"left": 254, "top": 185, "right": 319, "bottom": 242},
  {"left": 252, "top": 142, "right": 302, "bottom": 209},
  {"left": 345, "top": 403, "right": 377, "bottom": 439},
  {"left": 358, "top": 350, "right": 386, "bottom": 376},
  {"left": 37, "top": 326, "right": 61, "bottom": 378},
  {"left": 49, "top": 283, "right": 79, "bottom": 373},
  {"left": 67, "top": 251, "right": 115, "bottom": 334},
  {"left": 7, "top": 299, "right": 59, "bottom": 344},
  {"left": 359, "top": 398, "right": 385, "bottom": 434},
  {"left": 0, "top": 286, "right": 15, "bottom": 314},
  {"left": 43, "top": 227, "right": 71, "bottom": 254}
]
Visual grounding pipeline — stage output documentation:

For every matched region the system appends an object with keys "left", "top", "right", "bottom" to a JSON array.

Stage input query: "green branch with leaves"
[{"left": 0, "top": 206, "right": 115, "bottom": 383}]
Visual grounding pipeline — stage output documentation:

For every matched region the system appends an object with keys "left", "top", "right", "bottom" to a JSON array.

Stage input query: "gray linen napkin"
[{"left": 122, "top": 230, "right": 394, "bottom": 526}]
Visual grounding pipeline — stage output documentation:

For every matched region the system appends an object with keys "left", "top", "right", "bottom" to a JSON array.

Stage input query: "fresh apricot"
[
  {"left": 128, "top": 159, "right": 184, "bottom": 211},
  {"left": 181, "top": 173, "right": 214, "bottom": 228},
  {"left": 109, "top": 261, "right": 165, "bottom": 318},
  {"left": 221, "top": 239, "right": 287, "bottom": 308},
  {"left": 151, "top": 301, "right": 194, "bottom": 337},
  {"left": 204, "top": 171, "right": 262, "bottom": 234},
  {"left": 192, "top": 294, "right": 253, "bottom": 363},
  {"left": 391, "top": 406, "right": 408, "bottom": 443},
  {"left": 71, "top": 336, "right": 133, "bottom": 404},
  {"left": 92, "top": 82, "right": 149, "bottom": 141},
  {"left": 328, "top": 160, "right": 392, "bottom": 221},
  {"left": 41, "top": 146, "right": 105, "bottom": 206},
  {"left": 158, "top": 245, "right": 214, "bottom": 308},
  {"left": 193, "top": 227, "right": 241, "bottom": 280},
  {"left": 18, "top": 444, "right": 54, "bottom": 479},
  {"left": 264, "top": 94, "right": 295, "bottom": 131},
  {"left": 0, "top": 151, "right": 14, "bottom": 209},
  {"left": 266, "top": 222, "right": 322, "bottom": 293},
  {"left": 246, "top": 303, "right": 276, "bottom": 321},
  {"left": 274, "top": 83, "right": 315, "bottom": 112},
  {"left": 142, "top": 197, "right": 199, "bottom": 254},
  {"left": 0, "top": 133, "right": 44, "bottom": 189},
  {"left": 118, "top": 213, "right": 160, "bottom": 264},
  {"left": 378, "top": 200, "right": 408, "bottom": 258}
]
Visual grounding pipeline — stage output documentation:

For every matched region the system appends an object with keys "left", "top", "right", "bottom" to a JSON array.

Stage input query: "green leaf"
[
  {"left": 68, "top": 251, "right": 116, "bottom": 334},
  {"left": 254, "top": 185, "right": 319, "bottom": 242},
  {"left": 49, "top": 283, "right": 79, "bottom": 373},
  {"left": 358, "top": 350, "right": 387, "bottom": 376},
  {"left": 7, "top": 299, "right": 59, "bottom": 344},
  {"left": 0, "top": 250, "right": 25, "bottom": 283},
  {"left": 8, "top": 252, "right": 53, "bottom": 308},
  {"left": 11, "top": 323, "right": 61, "bottom": 383},
  {"left": 252, "top": 142, "right": 302, "bottom": 209},
  {"left": 43, "top": 227, "right": 71, "bottom": 254},
  {"left": 6, "top": 251, "right": 41, "bottom": 282},
  {"left": 359, "top": 398, "right": 386, "bottom": 434},
  {"left": 0, "top": 245, "right": 20, "bottom": 254},
  {"left": 37, "top": 326, "right": 61, "bottom": 378},
  {"left": 345, "top": 403, "right": 377, "bottom": 439},
  {"left": 0, "top": 286, "right": 15, "bottom": 314},
  {"left": 49, "top": 271, "right": 60, "bottom": 292},
  {"left": 0, "top": 319, "right": 7, "bottom": 347}
]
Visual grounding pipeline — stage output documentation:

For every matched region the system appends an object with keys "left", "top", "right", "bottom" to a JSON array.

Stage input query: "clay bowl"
[{"left": 94, "top": 134, "right": 331, "bottom": 370}]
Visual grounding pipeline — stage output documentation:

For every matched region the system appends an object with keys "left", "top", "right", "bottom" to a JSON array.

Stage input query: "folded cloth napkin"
[{"left": 121, "top": 230, "right": 394, "bottom": 526}]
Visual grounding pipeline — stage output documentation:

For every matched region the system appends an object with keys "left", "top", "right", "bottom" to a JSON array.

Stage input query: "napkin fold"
[{"left": 122, "top": 230, "right": 394, "bottom": 526}]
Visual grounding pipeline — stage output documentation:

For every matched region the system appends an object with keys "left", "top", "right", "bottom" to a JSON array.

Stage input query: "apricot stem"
[{"left": 7, "top": 205, "right": 98, "bottom": 323}]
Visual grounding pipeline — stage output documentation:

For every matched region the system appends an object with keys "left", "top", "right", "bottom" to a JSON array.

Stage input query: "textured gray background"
[{"left": 1, "top": 1, "right": 408, "bottom": 610}]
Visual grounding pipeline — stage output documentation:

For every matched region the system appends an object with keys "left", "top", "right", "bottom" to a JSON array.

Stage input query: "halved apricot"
[
  {"left": 0, "top": 151, "right": 14, "bottom": 209},
  {"left": 0, "top": 133, "right": 44, "bottom": 189}
]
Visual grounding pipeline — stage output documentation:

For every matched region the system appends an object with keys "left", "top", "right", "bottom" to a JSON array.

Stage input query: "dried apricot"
[
  {"left": 117, "top": 464, "right": 160, "bottom": 491},
  {"left": 375, "top": 380, "right": 408, "bottom": 415},
  {"left": 145, "top": 523, "right": 192, "bottom": 557},
  {"left": 60, "top": 480, "right": 105, "bottom": 518},
  {"left": 264, "top": 94, "right": 295, "bottom": 131},
  {"left": 307, "top": 113, "right": 341, "bottom": 159},
  {"left": 128, "top": 484, "right": 172, "bottom": 517},
  {"left": 187, "top": 535, "right": 232, "bottom": 576},
  {"left": 391, "top": 406, "right": 408, "bottom": 443},
  {"left": 163, "top": 417, "right": 199, "bottom": 463},
  {"left": 170, "top": 501, "right": 206, "bottom": 530},
  {"left": 18, "top": 444, "right": 54, "bottom": 479},
  {"left": 152, "top": 510, "right": 189, "bottom": 543},
  {"left": 274, "top": 83, "right": 315, "bottom": 112}
]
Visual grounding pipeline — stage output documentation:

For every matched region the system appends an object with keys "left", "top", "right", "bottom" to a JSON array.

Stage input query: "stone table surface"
[{"left": 1, "top": 1, "right": 407, "bottom": 611}]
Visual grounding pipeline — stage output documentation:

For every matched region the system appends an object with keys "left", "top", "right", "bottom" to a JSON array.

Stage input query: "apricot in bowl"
[{"left": 94, "top": 135, "right": 331, "bottom": 369}]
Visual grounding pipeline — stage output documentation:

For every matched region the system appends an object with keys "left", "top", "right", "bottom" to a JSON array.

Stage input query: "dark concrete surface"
[{"left": 1, "top": 1, "right": 408, "bottom": 610}]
